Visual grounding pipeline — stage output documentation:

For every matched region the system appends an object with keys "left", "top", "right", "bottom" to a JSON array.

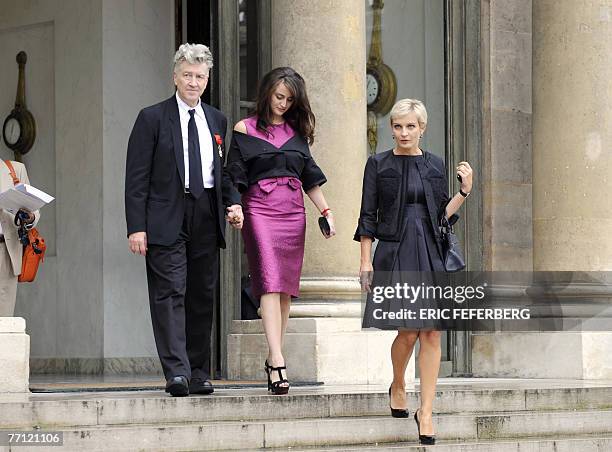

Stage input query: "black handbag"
[{"left": 440, "top": 214, "right": 466, "bottom": 272}]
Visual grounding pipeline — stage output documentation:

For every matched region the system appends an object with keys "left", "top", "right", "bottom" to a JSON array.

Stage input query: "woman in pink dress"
[{"left": 226, "top": 67, "right": 335, "bottom": 394}]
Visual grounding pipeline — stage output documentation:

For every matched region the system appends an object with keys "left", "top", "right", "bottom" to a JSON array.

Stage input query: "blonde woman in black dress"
[{"left": 355, "top": 99, "right": 473, "bottom": 444}]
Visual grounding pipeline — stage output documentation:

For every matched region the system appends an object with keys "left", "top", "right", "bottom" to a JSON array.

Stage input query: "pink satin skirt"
[{"left": 242, "top": 177, "right": 306, "bottom": 299}]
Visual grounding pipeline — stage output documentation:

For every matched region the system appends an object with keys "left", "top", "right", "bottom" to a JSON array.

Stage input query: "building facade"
[{"left": 0, "top": 0, "right": 610, "bottom": 380}]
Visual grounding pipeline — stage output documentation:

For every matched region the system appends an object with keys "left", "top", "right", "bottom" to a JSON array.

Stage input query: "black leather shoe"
[
  {"left": 189, "top": 377, "right": 214, "bottom": 395},
  {"left": 165, "top": 376, "right": 189, "bottom": 397}
]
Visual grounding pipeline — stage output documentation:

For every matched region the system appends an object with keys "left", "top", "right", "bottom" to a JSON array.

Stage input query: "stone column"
[
  {"left": 532, "top": 0, "right": 612, "bottom": 379},
  {"left": 0, "top": 318, "right": 30, "bottom": 393},
  {"left": 533, "top": 0, "right": 611, "bottom": 267},
  {"left": 271, "top": 0, "right": 365, "bottom": 307},
  {"left": 474, "top": 0, "right": 612, "bottom": 379},
  {"left": 227, "top": 1, "right": 401, "bottom": 384}
]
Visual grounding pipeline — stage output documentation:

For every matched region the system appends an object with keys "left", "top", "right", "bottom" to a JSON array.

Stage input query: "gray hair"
[
  {"left": 173, "top": 43, "right": 213, "bottom": 72},
  {"left": 389, "top": 98, "right": 428, "bottom": 127}
]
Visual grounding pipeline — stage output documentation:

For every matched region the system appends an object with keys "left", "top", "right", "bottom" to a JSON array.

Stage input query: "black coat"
[
  {"left": 354, "top": 150, "right": 452, "bottom": 247},
  {"left": 226, "top": 131, "right": 327, "bottom": 193},
  {"left": 125, "top": 95, "right": 241, "bottom": 248}
]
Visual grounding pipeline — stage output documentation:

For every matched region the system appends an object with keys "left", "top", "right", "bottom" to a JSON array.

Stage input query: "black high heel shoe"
[
  {"left": 414, "top": 409, "right": 436, "bottom": 445},
  {"left": 388, "top": 385, "right": 409, "bottom": 418},
  {"left": 264, "top": 360, "right": 290, "bottom": 395}
]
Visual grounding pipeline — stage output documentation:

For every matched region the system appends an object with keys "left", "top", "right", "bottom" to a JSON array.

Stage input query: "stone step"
[
  {"left": 3, "top": 385, "right": 612, "bottom": 429},
  {"left": 13, "top": 409, "right": 612, "bottom": 451},
  {"left": 246, "top": 435, "right": 612, "bottom": 452}
]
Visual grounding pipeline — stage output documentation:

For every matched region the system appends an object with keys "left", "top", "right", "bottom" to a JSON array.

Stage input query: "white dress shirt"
[{"left": 175, "top": 93, "right": 215, "bottom": 188}]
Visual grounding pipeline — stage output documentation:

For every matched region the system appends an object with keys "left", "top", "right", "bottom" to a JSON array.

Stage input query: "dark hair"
[{"left": 253, "top": 67, "right": 316, "bottom": 145}]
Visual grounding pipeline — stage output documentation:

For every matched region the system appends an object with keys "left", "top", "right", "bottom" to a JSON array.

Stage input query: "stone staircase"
[{"left": 1, "top": 379, "right": 612, "bottom": 451}]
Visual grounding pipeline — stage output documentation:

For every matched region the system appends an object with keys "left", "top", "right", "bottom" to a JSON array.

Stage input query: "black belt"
[{"left": 184, "top": 187, "right": 215, "bottom": 194}]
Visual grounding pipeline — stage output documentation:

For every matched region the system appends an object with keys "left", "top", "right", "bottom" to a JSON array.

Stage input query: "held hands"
[
  {"left": 359, "top": 261, "right": 373, "bottom": 292},
  {"left": 457, "top": 161, "right": 474, "bottom": 193},
  {"left": 128, "top": 232, "right": 147, "bottom": 256},
  {"left": 226, "top": 204, "right": 244, "bottom": 230}
]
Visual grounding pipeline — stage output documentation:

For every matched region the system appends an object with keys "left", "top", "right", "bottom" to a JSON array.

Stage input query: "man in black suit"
[{"left": 125, "top": 43, "right": 243, "bottom": 397}]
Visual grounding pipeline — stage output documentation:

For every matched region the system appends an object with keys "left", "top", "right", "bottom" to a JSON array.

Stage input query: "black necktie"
[{"left": 188, "top": 109, "right": 204, "bottom": 198}]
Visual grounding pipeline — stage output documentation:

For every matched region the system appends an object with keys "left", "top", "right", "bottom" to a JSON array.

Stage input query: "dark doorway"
[{"left": 176, "top": 0, "right": 219, "bottom": 107}]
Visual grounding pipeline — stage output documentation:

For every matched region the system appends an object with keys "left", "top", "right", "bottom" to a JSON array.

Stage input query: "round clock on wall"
[
  {"left": 366, "top": 71, "right": 379, "bottom": 106},
  {"left": 3, "top": 109, "right": 36, "bottom": 154},
  {"left": 2, "top": 51, "right": 36, "bottom": 158},
  {"left": 366, "top": 64, "right": 396, "bottom": 116},
  {"left": 3, "top": 117, "right": 21, "bottom": 147}
]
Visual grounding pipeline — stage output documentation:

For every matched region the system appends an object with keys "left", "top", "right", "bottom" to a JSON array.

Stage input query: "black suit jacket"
[{"left": 125, "top": 95, "right": 241, "bottom": 248}]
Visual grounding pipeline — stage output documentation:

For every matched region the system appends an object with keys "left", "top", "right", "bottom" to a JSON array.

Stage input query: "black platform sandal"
[
  {"left": 414, "top": 409, "right": 436, "bottom": 445},
  {"left": 264, "top": 360, "right": 290, "bottom": 395},
  {"left": 388, "top": 385, "right": 409, "bottom": 418}
]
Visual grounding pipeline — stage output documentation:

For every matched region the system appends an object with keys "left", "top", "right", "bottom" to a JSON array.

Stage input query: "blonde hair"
[
  {"left": 389, "top": 99, "right": 427, "bottom": 127},
  {"left": 173, "top": 43, "right": 213, "bottom": 72}
]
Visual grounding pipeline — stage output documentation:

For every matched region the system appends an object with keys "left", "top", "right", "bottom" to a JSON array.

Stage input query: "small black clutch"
[{"left": 318, "top": 216, "right": 331, "bottom": 236}]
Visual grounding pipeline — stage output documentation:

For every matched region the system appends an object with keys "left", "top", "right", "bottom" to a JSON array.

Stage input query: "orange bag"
[
  {"left": 4, "top": 160, "right": 46, "bottom": 282},
  {"left": 18, "top": 227, "right": 46, "bottom": 282}
]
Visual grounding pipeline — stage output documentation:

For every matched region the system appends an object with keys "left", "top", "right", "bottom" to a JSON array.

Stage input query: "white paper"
[
  {"left": 16, "top": 183, "right": 55, "bottom": 204},
  {"left": 0, "top": 183, "right": 54, "bottom": 213}
]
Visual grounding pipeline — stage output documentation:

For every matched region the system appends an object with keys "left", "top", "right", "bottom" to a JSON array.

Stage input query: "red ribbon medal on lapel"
[{"left": 214, "top": 134, "right": 223, "bottom": 158}]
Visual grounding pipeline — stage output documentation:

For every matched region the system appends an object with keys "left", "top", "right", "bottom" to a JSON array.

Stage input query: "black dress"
[{"left": 363, "top": 154, "right": 446, "bottom": 330}]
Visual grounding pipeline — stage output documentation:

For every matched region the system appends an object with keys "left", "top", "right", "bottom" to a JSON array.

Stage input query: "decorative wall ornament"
[
  {"left": 2, "top": 51, "right": 36, "bottom": 161},
  {"left": 366, "top": 0, "right": 397, "bottom": 155}
]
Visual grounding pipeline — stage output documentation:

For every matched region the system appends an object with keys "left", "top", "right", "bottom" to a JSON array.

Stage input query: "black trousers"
[{"left": 146, "top": 188, "right": 219, "bottom": 381}]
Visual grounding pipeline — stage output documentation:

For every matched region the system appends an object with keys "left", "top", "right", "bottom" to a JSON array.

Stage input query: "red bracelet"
[{"left": 321, "top": 208, "right": 331, "bottom": 216}]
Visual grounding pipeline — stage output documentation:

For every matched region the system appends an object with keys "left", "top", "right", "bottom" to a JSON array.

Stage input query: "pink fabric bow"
[{"left": 257, "top": 177, "right": 302, "bottom": 194}]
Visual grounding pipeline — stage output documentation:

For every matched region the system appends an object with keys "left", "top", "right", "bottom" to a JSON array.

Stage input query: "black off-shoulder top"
[{"left": 225, "top": 131, "right": 327, "bottom": 193}]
